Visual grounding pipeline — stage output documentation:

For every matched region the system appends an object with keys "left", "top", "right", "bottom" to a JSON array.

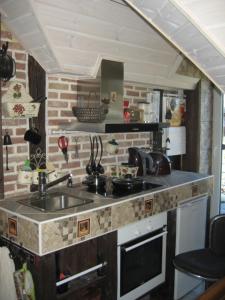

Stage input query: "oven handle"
[{"left": 122, "top": 230, "right": 168, "bottom": 252}]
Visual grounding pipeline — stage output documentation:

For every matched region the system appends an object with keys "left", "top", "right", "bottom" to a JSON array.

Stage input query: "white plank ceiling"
[
  {"left": 1, "top": 0, "right": 225, "bottom": 91},
  {"left": 124, "top": 0, "right": 225, "bottom": 92}
]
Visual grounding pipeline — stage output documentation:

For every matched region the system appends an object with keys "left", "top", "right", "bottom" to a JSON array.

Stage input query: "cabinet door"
[
  {"left": 174, "top": 196, "right": 207, "bottom": 300},
  {"left": 55, "top": 231, "right": 117, "bottom": 300},
  {"left": 60, "top": 285, "right": 102, "bottom": 300}
]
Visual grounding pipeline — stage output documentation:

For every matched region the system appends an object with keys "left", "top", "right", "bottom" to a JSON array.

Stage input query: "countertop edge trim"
[
  {"left": 0, "top": 206, "right": 40, "bottom": 225},
  {"left": 39, "top": 229, "right": 118, "bottom": 256},
  {"left": 37, "top": 175, "right": 213, "bottom": 225}
]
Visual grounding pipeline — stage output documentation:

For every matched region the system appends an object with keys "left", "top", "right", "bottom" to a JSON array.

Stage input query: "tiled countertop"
[{"left": 0, "top": 171, "right": 213, "bottom": 255}]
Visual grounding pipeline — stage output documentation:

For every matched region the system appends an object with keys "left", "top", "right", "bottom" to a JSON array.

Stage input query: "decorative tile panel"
[
  {"left": 111, "top": 199, "right": 140, "bottom": 230},
  {"left": 0, "top": 212, "right": 39, "bottom": 254},
  {"left": 174, "top": 185, "right": 192, "bottom": 201},
  {"left": 58, "top": 217, "right": 77, "bottom": 245},
  {"left": 0, "top": 210, "right": 8, "bottom": 236},
  {"left": 42, "top": 216, "right": 77, "bottom": 254},
  {"left": 153, "top": 190, "right": 177, "bottom": 214},
  {"left": 17, "top": 218, "right": 39, "bottom": 254},
  {"left": 111, "top": 196, "right": 153, "bottom": 230},
  {"left": 93, "top": 207, "right": 112, "bottom": 236},
  {"left": 1, "top": 176, "right": 214, "bottom": 255},
  {"left": 198, "top": 178, "right": 213, "bottom": 195}
]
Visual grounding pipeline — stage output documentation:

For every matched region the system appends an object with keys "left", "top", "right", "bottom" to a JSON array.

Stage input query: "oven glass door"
[{"left": 120, "top": 228, "right": 164, "bottom": 296}]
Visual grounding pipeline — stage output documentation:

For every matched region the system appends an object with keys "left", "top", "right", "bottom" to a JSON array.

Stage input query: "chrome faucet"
[{"left": 38, "top": 172, "right": 73, "bottom": 198}]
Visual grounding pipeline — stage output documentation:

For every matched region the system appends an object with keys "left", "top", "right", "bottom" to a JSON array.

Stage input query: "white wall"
[{"left": 211, "top": 87, "right": 223, "bottom": 217}]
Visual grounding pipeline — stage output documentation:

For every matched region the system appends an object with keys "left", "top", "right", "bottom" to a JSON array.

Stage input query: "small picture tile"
[
  {"left": 8, "top": 217, "right": 17, "bottom": 236},
  {"left": 77, "top": 218, "right": 90, "bottom": 238},
  {"left": 145, "top": 198, "right": 153, "bottom": 213}
]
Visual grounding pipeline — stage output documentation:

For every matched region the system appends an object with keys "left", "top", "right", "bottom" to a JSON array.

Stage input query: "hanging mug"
[{"left": 24, "top": 127, "right": 41, "bottom": 145}]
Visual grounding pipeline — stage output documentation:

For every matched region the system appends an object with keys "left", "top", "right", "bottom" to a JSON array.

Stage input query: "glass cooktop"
[{"left": 85, "top": 181, "right": 163, "bottom": 199}]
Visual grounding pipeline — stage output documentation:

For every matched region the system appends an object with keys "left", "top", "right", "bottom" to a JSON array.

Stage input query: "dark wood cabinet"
[
  {"left": 54, "top": 231, "right": 117, "bottom": 300},
  {"left": 183, "top": 84, "right": 201, "bottom": 172},
  {"left": 1, "top": 231, "right": 117, "bottom": 300}
]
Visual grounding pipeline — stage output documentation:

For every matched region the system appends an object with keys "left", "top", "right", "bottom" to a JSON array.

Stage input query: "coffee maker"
[
  {"left": 128, "top": 147, "right": 171, "bottom": 176},
  {"left": 149, "top": 152, "right": 171, "bottom": 176},
  {"left": 128, "top": 148, "right": 153, "bottom": 176}
]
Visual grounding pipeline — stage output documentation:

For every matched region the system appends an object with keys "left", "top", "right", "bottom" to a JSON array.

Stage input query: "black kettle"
[
  {"left": 149, "top": 152, "right": 171, "bottom": 176},
  {"left": 0, "top": 42, "right": 16, "bottom": 82},
  {"left": 128, "top": 147, "right": 153, "bottom": 176}
]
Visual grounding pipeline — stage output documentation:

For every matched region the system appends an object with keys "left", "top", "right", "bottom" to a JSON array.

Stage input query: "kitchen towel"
[
  {"left": 14, "top": 263, "right": 36, "bottom": 300},
  {"left": 0, "top": 246, "right": 17, "bottom": 300}
]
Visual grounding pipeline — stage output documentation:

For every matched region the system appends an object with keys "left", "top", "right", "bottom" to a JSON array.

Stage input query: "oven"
[{"left": 117, "top": 212, "right": 167, "bottom": 300}]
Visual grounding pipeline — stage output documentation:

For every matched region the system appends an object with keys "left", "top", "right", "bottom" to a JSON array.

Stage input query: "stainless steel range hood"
[
  {"left": 63, "top": 59, "right": 166, "bottom": 133},
  {"left": 64, "top": 121, "right": 168, "bottom": 133}
]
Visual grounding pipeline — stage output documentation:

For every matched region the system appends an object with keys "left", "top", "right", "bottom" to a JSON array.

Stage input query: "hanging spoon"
[
  {"left": 92, "top": 136, "right": 99, "bottom": 174},
  {"left": 86, "top": 136, "right": 93, "bottom": 175},
  {"left": 96, "top": 136, "right": 104, "bottom": 174}
]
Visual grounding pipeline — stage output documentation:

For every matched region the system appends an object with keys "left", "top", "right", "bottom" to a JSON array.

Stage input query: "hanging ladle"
[
  {"left": 86, "top": 136, "right": 94, "bottom": 175},
  {"left": 96, "top": 136, "right": 104, "bottom": 174},
  {"left": 92, "top": 136, "right": 99, "bottom": 173}
]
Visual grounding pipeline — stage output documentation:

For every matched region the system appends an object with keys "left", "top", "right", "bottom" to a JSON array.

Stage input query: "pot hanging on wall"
[{"left": 0, "top": 42, "right": 16, "bottom": 82}]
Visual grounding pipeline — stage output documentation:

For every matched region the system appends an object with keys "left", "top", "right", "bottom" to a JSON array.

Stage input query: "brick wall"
[
  {"left": 47, "top": 76, "right": 150, "bottom": 184},
  {"left": 2, "top": 24, "right": 151, "bottom": 197},
  {"left": 1, "top": 24, "right": 29, "bottom": 196}
]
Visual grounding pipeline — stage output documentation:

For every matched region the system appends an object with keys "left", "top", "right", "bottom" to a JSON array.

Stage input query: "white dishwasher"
[{"left": 174, "top": 196, "right": 207, "bottom": 300}]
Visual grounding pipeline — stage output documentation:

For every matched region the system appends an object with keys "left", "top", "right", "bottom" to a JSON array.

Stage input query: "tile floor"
[
  {"left": 138, "top": 283, "right": 205, "bottom": 300},
  {"left": 220, "top": 199, "right": 225, "bottom": 214},
  {"left": 180, "top": 283, "right": 205, "bottom": 300}
]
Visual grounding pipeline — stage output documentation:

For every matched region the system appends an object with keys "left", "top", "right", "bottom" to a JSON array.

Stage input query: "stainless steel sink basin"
[{"left": 18, "top": 192, "right": 93, "bottom": 212}]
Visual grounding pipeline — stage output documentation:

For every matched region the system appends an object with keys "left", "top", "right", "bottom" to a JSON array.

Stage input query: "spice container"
[{"left": 137, "top": 102, "right": 150, "bottom": 122}]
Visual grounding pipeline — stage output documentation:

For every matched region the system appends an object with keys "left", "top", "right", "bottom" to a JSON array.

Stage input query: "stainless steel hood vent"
[
  {"left": 63, "top": 121, "right": 168, "bottom": 133},
  {"left": 62, "top": 59, "right": 167, "bottom": 133}
]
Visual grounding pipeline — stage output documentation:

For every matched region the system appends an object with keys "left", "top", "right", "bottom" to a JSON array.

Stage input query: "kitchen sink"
[{"left": 18, "top": 192, "right": 93, "bottom": 212}]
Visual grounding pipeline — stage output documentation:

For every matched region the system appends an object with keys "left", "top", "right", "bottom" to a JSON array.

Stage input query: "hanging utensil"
[
  {"left": 58, "top": 136, "right": 69, "bottom": 164},
  {"left": 86, "top": 136, "right": 93, "bottom": 175},
  {"left": 82, "top": 174, "right": 106, "bottom": 193},
  {"left": 92, "top": 136, "right": 99, "bottom": 173},
  {"left": 96, "top": 136, "right": 104, "bottom": 174},
  {"left": 3, "top": 130, "right": 12, "bottom": 171}
]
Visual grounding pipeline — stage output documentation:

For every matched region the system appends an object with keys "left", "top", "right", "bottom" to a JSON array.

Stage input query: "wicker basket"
[{"left": 72, "top": 105, "right": 108, "bottom": 123}]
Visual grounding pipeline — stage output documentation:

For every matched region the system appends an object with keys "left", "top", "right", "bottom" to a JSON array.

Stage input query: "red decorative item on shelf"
[
  {"left": 124, "top": 110, "right": 131, "bottom": 122},
  {"left": 123, "top": 100, "right": 130, "bottom": 122},
  {"left": 123, "top": 100, "right": 129, "bottom": 108}
]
